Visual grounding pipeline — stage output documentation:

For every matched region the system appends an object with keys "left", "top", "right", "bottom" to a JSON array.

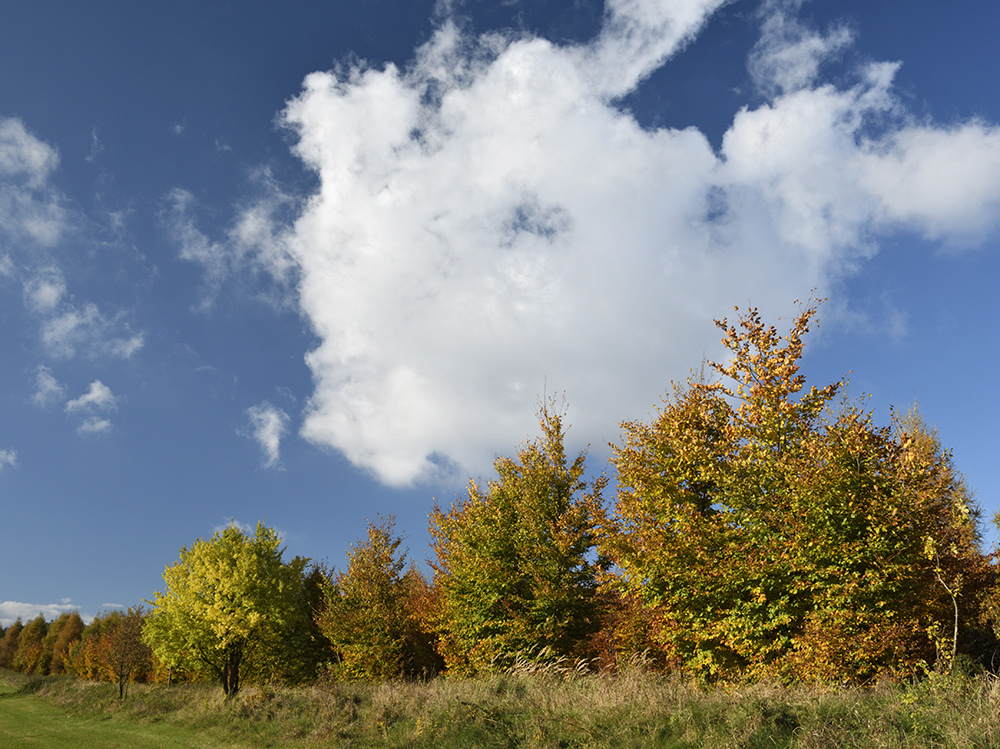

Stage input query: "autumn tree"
[
  {"left": 12, "top": 614, "right": 48, "bottom": 674},
  {"left": 143, "top": 521, "right": 308, "bottom": 698},
  {"left": 0, "top": 619, "right": 22, "bottom": 669},
  {"left": 318, "top": 516, "right": 441, "bottom": 680},
  {"left": 69, "top": 612, "right": 115, "bottom": 681},
  {"left": 49, "top": 611, "right": 84, "bottom": 675},
  {"left": 610, "top": 300, "right": 994, "bottom": 682},
  {"left": 94, "top": 608, "right": 152, "bottom": 699},
  {"left": 430, "top": 405, "right": 607, "bottom": 675}
]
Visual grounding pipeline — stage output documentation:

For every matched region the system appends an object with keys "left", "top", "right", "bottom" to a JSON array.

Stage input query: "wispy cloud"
[
  {"left": 0, "top": 449, "right": 16, "bottom": 471},
  {"left": 40, "top": 302, "right": 144, "bottom": 360},
  {"left": 212, "top": 518, "right": 255, "bottom": 535},
  {"left": 164, "top": 181, "right": 297, "bottom": 311},
  {"left": 32, "top": 365, "right": 67, "bottom": 407},
  {"left": 65, "top": 380, "right": 118, "bottom": 413},
  {"left": 178, "top": 0, "right": 1000, "bottom": 486},
  {"left": 1, "top": 119, "right": 145, "bottom": 362},
  {"left": 23, "top": 266, "right": 66, "bottom": 312},
  {"left": 85, "top": 127, "right": 104, "bottom": 164},
  {"left": 65, "top": 380, "right": 119, "bottom": 434},
  {"left": 0, "top": 117, "right": 68, "bottom": 246},
  {"left": 243, "top": 401, "right": 290, "bottom": 469}
]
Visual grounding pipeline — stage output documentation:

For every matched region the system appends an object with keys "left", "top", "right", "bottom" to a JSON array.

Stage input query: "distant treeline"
[{"left": 4, "top": 301, "right": 998, "bottom": 698}]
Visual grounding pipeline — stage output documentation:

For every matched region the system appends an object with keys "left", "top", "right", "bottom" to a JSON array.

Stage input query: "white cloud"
[
  {"left": 243, "top": 401, "right": 291, "bottom": 469},
  {"left": 0, "top": 600, "right": 79, "bottom": 627},
  {"left": 40, "top": 302, "right": 144, "bottom": 360},
  {"left": 0, "top": 117, "right": 67, "bottom": 246},
  {"left": 65, "top": 381, "right": 119, "bottom": 434},
  {"left": 748, "top": 0, "right": 854, "bottom": 97},
  {"left": 77, "top": 416, "right": 112, "bottom": 434},
  {"left": 212, "top": 519, "right": 255, "bottom": 536},
  {"left": 32, "top": 365, "right": 66, "bottom": 407},
  {"left": 0, "top": 118, "right": 145, "bottom": 361},
  {"left": 65, "top": 380, "right": 118, "bottom": 414},
  {"left": 0, "top": 118, "right": 59, "bottom": 186},
  {"left": 0, "top": 449, "right": 16, "bottom": 471},
  {"left": 164, "top": 184, "right": 297, "bottom": 310},
  {"left": 180, "top": 2, "right": 1000, "bottom": 486},
  {"left": 23, "top": 266, "right": 66, "bottom": 312},
  {"left": 85, "top": 127, "right": 104, "bottom": 163}
]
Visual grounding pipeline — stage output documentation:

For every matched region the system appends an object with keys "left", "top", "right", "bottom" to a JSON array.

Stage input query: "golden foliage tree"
[
  {"left": 143, "top": 521, "right": 308, "bottom": 698},
  {"left": 610, "top": 300, "right": 993, "bottom": 682}
]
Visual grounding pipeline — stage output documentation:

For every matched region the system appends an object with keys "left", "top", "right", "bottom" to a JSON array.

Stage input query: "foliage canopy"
[
  {"left": 430, "top": 405, "right": 607, "bottom": 675},
  {"left": 318, "top": 515, "right": 440, "bottom": 681},
  {"left": 610, "top": 300, "right": 994, "bottom": 682},
  {"left": 143, "top": 521, "right": 308, "bottom": 697}
]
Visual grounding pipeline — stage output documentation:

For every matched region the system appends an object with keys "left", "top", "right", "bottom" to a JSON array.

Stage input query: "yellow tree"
[
  {"left": 611, "top": 301, "right": 994, "bottom": 682},
  {"left": 143, "top": 522, "right": 307, "bottom": 697},
  {"left": 430, "top": 405, "right": 607, "bottom": 675}
]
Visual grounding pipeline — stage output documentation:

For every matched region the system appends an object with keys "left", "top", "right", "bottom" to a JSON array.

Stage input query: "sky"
[{"left": 2, "top": 0, "right": 999, "bottom": 626}]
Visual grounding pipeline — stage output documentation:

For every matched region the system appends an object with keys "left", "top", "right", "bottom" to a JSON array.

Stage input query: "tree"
[
  {"left": 12, "top": 614, "right": 48, "bottom": 674},
  {"left": 430, "top": 405, "right": 607, "bottom": 675},
  {"left": 318, "top": 516, "right": 440, "bottom": 680},
  {"left": 49, "top": 611, "right": 84, "bottom": 675},
  {"left": 280, "top": 563, "right": 335, "bottom": 685},
  {"left": 95, "top": 608, "right": 152, "bottom": 699},
  {"left": 69, "top": 612, "right": 115, "bottom": 681},
  {"left": 0, "top": 619, "right": 22, "bottom": 669},
  {"left": 610, "top": 300, "right": 994, "bottom": 682},
  {"left": 143, "top": 521, "right": 308, "bottom": 698}
]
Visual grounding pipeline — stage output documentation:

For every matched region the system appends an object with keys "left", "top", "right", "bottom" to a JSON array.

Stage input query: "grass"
[
  {"left": 3, "top": 667, "right": 1000, "bottom": 747},
  {"left": 0, "top": 673, "right": 249, "bottom": 748}
]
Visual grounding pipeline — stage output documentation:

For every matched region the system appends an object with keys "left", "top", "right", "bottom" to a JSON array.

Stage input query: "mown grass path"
[{"left": 0, "top": 691, "right": 247, "bottom": 749}]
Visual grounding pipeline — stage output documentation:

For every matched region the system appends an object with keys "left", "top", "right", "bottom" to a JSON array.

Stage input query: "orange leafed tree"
[{"left": 609, "top": 300, "right": 995, "bottom": 682}]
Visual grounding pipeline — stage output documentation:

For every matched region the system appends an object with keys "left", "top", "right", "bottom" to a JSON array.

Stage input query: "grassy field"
[
  {"left": 0, "top": 679, "right": 249, "bottom": 748},
  {"left": 3, "top": 667, "right": 1000, "bottom": 748}
]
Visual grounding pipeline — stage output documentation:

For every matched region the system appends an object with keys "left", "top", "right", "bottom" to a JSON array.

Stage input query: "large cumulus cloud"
[{"left": 180, "top": 0, "right": 1000, "bottom": 486}]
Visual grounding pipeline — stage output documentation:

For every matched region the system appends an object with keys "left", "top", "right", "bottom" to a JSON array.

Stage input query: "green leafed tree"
[
  {"left": 143, "top": 521, "right": 308, "bottom": 698},
  {"left": 318, "top": 515, "right": 441, "bottom": 681},
  {"left": 430, "top": 405, "right": 607, "bottom": 675},
  {"left": 609, "top": 300, "right": 995, "bottom": 682}
]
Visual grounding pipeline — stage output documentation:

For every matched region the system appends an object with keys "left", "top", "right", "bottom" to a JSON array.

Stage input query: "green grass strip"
[{"left": 0, "top": 692, "right": 249, "bottom": 749}]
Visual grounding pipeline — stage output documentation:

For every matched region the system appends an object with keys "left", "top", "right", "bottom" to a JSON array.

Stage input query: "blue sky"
[{"left": 2, "top": 0, "right": 999, "bottom": 626}]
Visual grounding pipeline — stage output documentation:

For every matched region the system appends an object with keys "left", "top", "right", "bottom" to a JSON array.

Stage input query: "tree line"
[{"left": 4, "top": 300, "right": 997, "bottom": 697}]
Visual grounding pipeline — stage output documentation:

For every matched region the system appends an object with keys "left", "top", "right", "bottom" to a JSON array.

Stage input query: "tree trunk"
[{"left": 222, "top": 644, "right": 243, "bottom": 698}]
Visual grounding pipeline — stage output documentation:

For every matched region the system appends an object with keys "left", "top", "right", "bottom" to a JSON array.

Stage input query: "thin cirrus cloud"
[{"left": 173, "top": 0, "right": 1000, "bottom": 487}]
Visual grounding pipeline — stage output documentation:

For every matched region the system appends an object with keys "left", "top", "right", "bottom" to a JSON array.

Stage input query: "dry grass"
[{"left": 4, "top": 666, "right": 1000, "bottom": 747}]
